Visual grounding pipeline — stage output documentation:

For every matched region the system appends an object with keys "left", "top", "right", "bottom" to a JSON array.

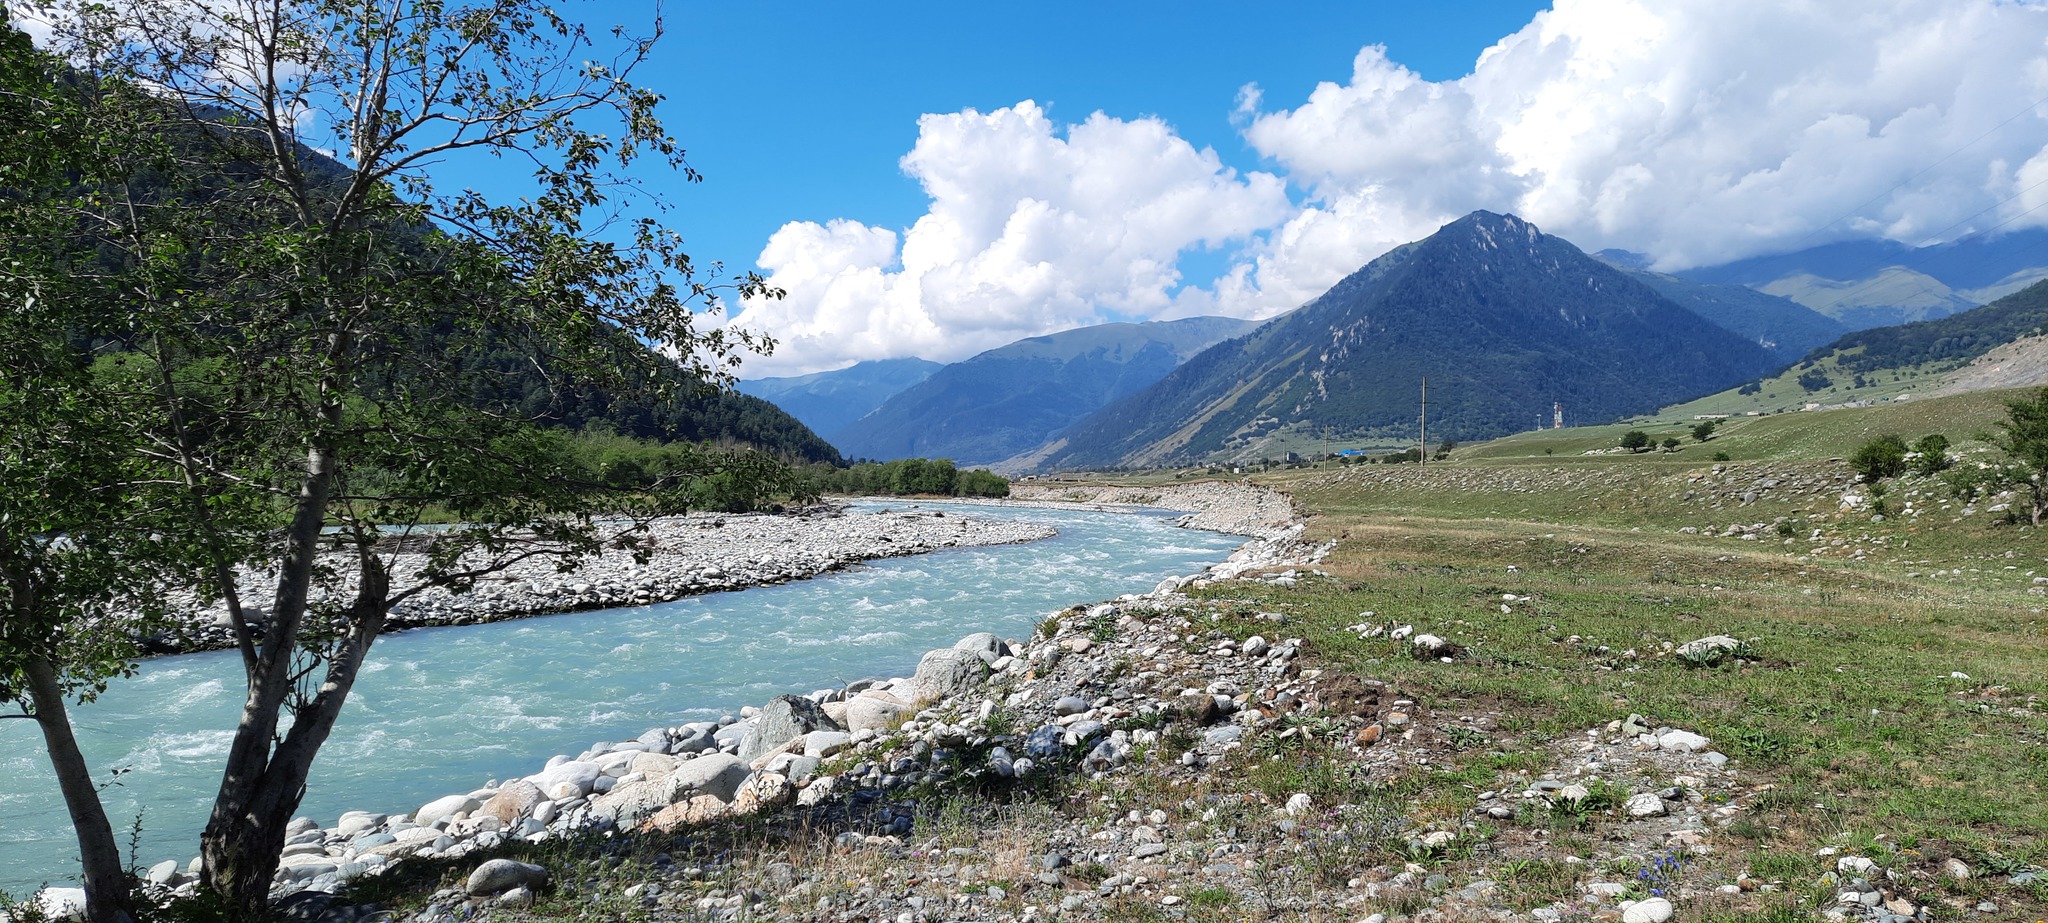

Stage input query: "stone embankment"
[
  {"left": 79, "top": 480, "right": 1326, "bottom": 917},
  {"left": 159, "top": 506, "right": 1056, "bottom": 654},
  {"left": 1009, "top": 480, "right": 1300, "bottom": 539}
]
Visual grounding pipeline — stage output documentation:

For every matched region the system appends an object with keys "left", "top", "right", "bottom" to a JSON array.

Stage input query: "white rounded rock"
[{"left": 1622, "top": 897, "right": 1674, "bottom": 923}]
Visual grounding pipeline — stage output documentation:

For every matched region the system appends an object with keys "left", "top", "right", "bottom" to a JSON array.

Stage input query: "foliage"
[
  {"left": 1659, "top": 437, "right": 1680, "bottom": 452},
  {"left": 1991, "top": 386, "right": 2048, "bottom": 525},
  {"left": 1620, "top": 430, "right": 1650, "bottom": 452},
  {"left": 1805, "top": 279, "right": 2048, "bottom": 374},
  {"left": 7, "top": 2, "right": 792, "bottom": 917},
  {"left": 1909, "top": 433, "right": 1951, "bottom": 476},
  {"left": 1691, "top": 420, "right": 1719, "bottom": 442},
  {"left": 805, "top": 459, "right": 1010, "bottom": 498},
  {"left": 1797, "top": 368, "right": 1834, "bottom": 392},
  {"left": 1848, "top": 434, "right": 1908, "bottom": 482}
]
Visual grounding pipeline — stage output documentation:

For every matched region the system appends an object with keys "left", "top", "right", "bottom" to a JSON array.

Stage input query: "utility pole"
[{"left": 1419, "top": 375, "right": 1428, "bottom": 464}]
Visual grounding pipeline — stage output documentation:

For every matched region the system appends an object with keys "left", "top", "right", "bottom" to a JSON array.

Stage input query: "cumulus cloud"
[
  {"left": 727, "top": 101, "right": 1290, "bottom": 375},
  {"left": 1224, "top": 0, "right": 2048, "bottom": 313},
  {"left": 734, "top": 0, "right": 2048, "bottom": 374}
]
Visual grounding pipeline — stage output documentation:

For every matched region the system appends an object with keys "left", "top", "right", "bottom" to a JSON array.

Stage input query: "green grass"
[{"left": 1223, "top": 428, "right": 2048, "bottom": 897}]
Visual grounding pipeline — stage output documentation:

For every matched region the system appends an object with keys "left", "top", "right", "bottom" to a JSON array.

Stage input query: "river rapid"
[{"left": 0, "top": 501, "right": 1245, "bottom": 896}]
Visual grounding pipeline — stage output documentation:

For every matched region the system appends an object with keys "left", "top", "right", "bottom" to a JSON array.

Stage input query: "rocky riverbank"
[
  {"left": 1008, "top": 480, "right": 1300, "bottom": 539},
  {"left": 34, "top": 479, "right": 1884, "bottom": 923},
  {"left": 155, "top": 505, "right": 1057, "bottom": 654}
]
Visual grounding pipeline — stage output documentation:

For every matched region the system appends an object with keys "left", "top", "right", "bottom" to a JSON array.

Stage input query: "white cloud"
[
  {"left": 1226, "top": 0, "right": 2048, "bottom": 312},
  {"left": 735, "top": 1, "right": 2048, "bottom": 374},
  {"left": 728, "top": 101, "right": 1290, "bottom": 375}
]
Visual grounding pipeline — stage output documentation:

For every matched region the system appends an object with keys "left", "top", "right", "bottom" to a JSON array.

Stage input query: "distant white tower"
[{"left": 1553, "top": 402, "right": 1564, "bottom": 429}]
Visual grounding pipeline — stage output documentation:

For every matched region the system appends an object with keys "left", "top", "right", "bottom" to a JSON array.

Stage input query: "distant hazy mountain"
[
  {"left": 1034, "top": 212, "right": 1780, "bottom": 471},
  {"left": 1674, "top": 227, "right": 2048, "bottom": 330},
  {"left": 832, "top": 316, "right": 1259, "bottom": 465},
  {"left": 1592, "top": 254, "right": 1848, "bottom": 362},
  {"left": 1809, "top": 279, "right": 2048, "bottom": 379},
  {"left": 736, "top": 358, "right": 942, "bottom": 441}
]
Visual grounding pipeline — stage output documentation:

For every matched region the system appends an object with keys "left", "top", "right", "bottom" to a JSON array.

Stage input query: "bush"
[
  {"left": 1690, "top": 420, "right": 1718, "bottom": 442},
  {"left": 1660, "top": 437, "right": 1681, "bottom": 452},
  {"left": 1910, "top": 434, "right": 1951, "bottom": 477},
  {"left": 1849, "top": 434, "right": 1908, "bottom": 483},
  {"left": 1620, "top": 430, "right": 1650, "bottom": 452}
]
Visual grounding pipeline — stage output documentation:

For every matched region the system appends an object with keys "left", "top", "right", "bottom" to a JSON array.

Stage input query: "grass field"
[{"left": 1220, "top": 385, "right": 2048, "bottom": 918}]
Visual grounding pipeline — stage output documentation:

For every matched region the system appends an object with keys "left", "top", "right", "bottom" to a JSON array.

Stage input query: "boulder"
[
  {"left": 466, "top": 858, "right": 548, "bottom": 896},
  {"left": 35, "top": 888, "right": 86, "bottom": 921},
  {"left": 477, "top": 780, "right": 546, "bottom": 825},
  {"left": 1621, "top": 897, "right": 1674, "bottom": 923},
  {"left": 844, "top": 694, "right": 910, "bottom": 733},
  {"left": 731, "top": 771, "right": 794, "bottom": 815},
  {"left": 534, "top": 760, "right": 603, "bottom": 799},
  {"left": 663, "top": 752, "right": 752, "bottom": 804},
  {"left": 629, "top": 751, "right": 680, "bottom": 778},
  {"left": 146, "top": 858, "right": 181, "bottom": 886},
  {"left": 1657, "top": 729, "right": 1711, "bottom": 753},
  {"left": 1624, "top": 792, "right": 1668, "bottom": 817},
  {"left": 912, "top": 647, "right": 989, "bottom": 702},
  {"left": 739, "top": 695, "right": 844, "bottom": 763},
  {"left": 1675, "top": 634, "right": 1742, "bottom": 664},
  {"left": 803, "top": 730, "right": 852, "bottom": 758},
  {"left": 953, "top": 631, "right": 1010, "bottom": 663},
  {"left": 413, "top": 794, "right": 481, "bottom": 828},
  {"left": 591, "top": 778, "right": 669, "bottom": 827},
  {"left": 643, "top": 795, "right": 729, "bottom": 832}
]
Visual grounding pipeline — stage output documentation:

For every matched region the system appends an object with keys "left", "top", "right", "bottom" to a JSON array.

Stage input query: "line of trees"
[{"left": 805, "top": 458, "right": 1011, "bottom": 498}]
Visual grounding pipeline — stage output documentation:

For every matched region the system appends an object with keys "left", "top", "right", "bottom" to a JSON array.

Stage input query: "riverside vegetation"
[{"left": 15, "top": 388, "right": 2039, "bottom": 923}]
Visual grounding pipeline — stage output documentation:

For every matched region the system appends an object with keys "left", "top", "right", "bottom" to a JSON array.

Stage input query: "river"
[{"left": 0, "top": 501, "right": 1244, "bottom": 896}]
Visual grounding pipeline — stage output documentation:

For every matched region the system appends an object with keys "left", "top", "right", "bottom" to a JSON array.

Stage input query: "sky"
[
  {"left": 637, "top": 0, "right": 2048, "bottom": 378},
  {"left": 31, "top": 1, "right": 2046, "bottom": 377}
]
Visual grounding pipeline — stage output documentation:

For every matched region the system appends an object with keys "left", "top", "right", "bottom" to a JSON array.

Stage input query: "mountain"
[
  {"left": 736, "top": 358, "right": 942, "bottom": 441},
  {"left": 832, "top": 316, "right": 1259, "bottom": 465},
  {"left": 1592, "top": 259, "right": 1849, "bottom": 363},
  {"left": 1035, "top": 212, "right": 1782, "bottom": 471},
  {"left": 1653, "top": 280, "right": 2048, "bottom": 417},
  {"left": 1674, "top": 227, "right": 2048, "bottom": 330},
  {"left": 1807, "top": 279, "right": 2048, "bottom": 377}
]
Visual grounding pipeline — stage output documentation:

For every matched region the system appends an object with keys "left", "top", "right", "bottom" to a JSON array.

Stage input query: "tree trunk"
[
  {"left": 25, "top": 658, "right": 135, "bottom": 923},
  {"left": 200, "top": 547, "right": 389, "bottom": 921}
]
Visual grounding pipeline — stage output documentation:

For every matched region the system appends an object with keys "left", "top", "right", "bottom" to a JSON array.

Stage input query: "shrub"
[
  {"left": 1691, "top": 420, "right": 1718, "bottom": 442},
  {"left": 1849, "top": 434, "right": 1908, "bottom": 482},
  {"left": 1620, "top": 430, "right": 1650, "bottom": 452},
  {"left": 1909, "top": 434, "right": 1951, "bottom": 476}
]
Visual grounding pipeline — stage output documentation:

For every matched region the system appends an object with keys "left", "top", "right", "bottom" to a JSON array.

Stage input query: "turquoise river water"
[{"left": 0, "top": 501, "right": 1244, "bottom": 895}]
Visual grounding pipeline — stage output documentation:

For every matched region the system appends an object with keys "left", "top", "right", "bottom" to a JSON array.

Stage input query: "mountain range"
[
  {"left": 1666, "top": 227, "right": 2048, "bottom": 330},
  {"left": 1032, "top": 212, "right": 1781, "bottom": 470},
  {"left": 736, "top": 358, "right": 942, "bottom": 442},
  {"left": 832, "top": 316, "right": 1258, "bottom": 465}
]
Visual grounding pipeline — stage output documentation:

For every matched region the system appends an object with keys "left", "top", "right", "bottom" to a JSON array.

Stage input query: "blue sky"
[
  {"left": 465, "top": 2, "right": 2048, "bottom": 376},
  {"left": 639, "top": 1, "right": 1549, "bottom": 280}
]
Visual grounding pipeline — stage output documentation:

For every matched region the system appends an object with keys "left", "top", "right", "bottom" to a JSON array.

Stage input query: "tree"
[
  {"left": 1994, "top": 387, "right": 2048, "bottom": 525},
  {"left": 1620, "top": 430, "right": 1650, "bottom": 452},
  {"left": 1660, "top": 436, "right": 1681, "bottom": 452},
  {"left": 1691, "top": 420, "right": 1718, "bottom": 442},
  {"left": 1849, "top": 434, "right": 1909, "bottom": 483},
  {"left": 1798, "top": 369, "right": 1833, "bottom": 392},
  {"left": 0, "top": 21, "right": 226, "bottom": 922},
  {"left": 13, "top": 2, "right": 778, "bottom": 918}
]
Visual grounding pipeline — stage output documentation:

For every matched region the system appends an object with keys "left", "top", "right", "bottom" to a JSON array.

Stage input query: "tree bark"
[{"left": 25, "top": 659, "right": 135, "bottom": 923}]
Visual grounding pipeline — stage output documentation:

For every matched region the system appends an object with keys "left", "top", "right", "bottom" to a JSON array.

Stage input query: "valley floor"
[{"left": 86, "top": 451, "right": 2047, "bottom": 923}]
